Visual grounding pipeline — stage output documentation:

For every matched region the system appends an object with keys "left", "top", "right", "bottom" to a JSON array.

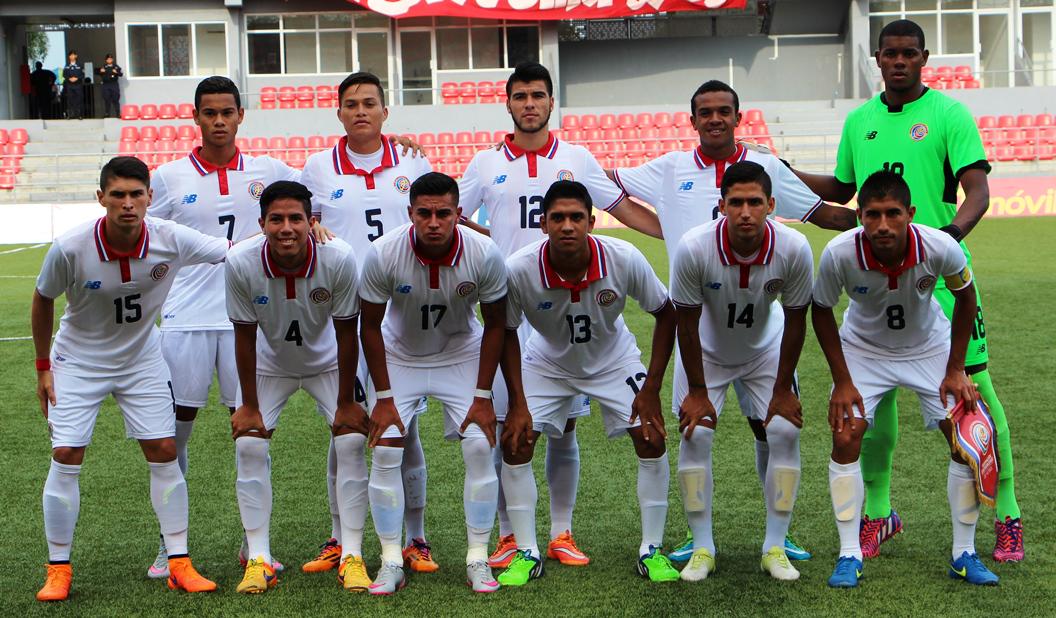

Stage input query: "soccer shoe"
[
  {"left": 337, "top": 555, "right": 371, "bottom": 592},
  {"left": 667, "top": 532, "right": 694, "bottom": 563},
  {"left": 236, "top": 556, "right": 276, "bottom": 594},
  {"left": 993, "top": 517, "right": 1024, "bottom": 563},
  {"left": 368, "top": 561, "right": 406, "bottom": 596},
  {"left": 403, "top": 538, "right": 439, "bottom": 573},
  {"left": 827, "top": 556, "right": 863, "bottom": 588},
  {"left": 466, "top": 560, "right": 500, "bottom": 593},
  {"left": 497, "top": 550, "right": 544, "bottom": 586},
  {"left": 760, "top": 546, "right": 800, "bottom": 581},
  {"left": 147, "top": 536, "right": 169, "bottom": 579},
  {"left": 302, "top": 538, "right": 342, "bottom": 573},
  {"left": 36, "top": 563, "right": 72, "bottom": 602},
  {"left": 949, "top": 551, "right": 999, "bottom": 586},
  {"left": 167, "top": 556, "right": 218, "bottom": 593},
  {"left": 860, "top": 510, "right": 903, "bottom": 559},
  {"left": 679, "top": 548, "right": 716, "bottom": 582},
  {"left": 784, "top": 534, "right": 812, "bottom": 561},
  {"left": 637, "top": 546, "right": 680, "bottom": 582},
  {"left": 547, "top": 530, "right": 590, "bottom": 566},
  {"left": 488, "top": 534, "right": 518, "bottom": 569},
  {"left": 239, "top": 537, "right": 285, "bottom": 573}
]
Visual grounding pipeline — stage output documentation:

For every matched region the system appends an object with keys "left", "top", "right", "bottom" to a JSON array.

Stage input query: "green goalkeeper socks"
[
  {"left": 973, "top": 369, "right": 1020, "bottom": 520},
  {"left": 861, "top": 390, "right": 898, "bottom": 520}
]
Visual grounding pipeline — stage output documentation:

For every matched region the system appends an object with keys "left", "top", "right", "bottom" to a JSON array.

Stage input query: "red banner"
[{"left": 347, "top": 0, "right": 746, "bottom": 20}]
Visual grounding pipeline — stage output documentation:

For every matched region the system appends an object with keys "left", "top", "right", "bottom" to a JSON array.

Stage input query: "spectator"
[
  {"left": 99, "top": 53, "right": 123, "bottom": 118},
  {"left": 62, "top": 50, "right": 85, "bottom": 120},
  {"left": 30, "top": 61, "right": 57, "bottom": 120}
]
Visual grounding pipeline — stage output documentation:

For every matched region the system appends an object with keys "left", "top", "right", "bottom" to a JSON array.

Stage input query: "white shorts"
[
  {"left": 48, "top": 361, "right": 175, "bottom": 448},
  {"left": 160, "top": 330, "right": 238, "bottom": 408},
  {"left": 672, "top": 349, "right": 782, "bottom": 422},
  {"left": 241, "top": 370, "right": 340, "bottom": 431},
  {"left": 523, "top": 362, "right": 647, "bottom": 439},
  {"left": 367, "top": 359, "right": 485, "bottom": 441},
  {"left": 493, "top": 367, "right": 590, "bottom": 425},
  {"left": 843, "top": 348, "right": 950, "bottom": 430},
  {"left": 671, "top": 346, "right": 773, "bottom": 419}
]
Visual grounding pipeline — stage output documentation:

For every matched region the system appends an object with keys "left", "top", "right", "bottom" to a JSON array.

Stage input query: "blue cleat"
[
  {"left": 949, "top": 551, "right": 999, "bottom": 586},
  {"left": 827, "top": 556, "right": 863, "bottom": 588},
  {"left": 784, "top": 534, "right": 811, "bottom": 561},
  {"left": 667, "top": 533, "right": 694, "bottom": 563}
]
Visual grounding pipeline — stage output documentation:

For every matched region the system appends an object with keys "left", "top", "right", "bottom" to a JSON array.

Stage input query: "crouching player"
[
  {"left": 225, "top": 181, "right": 370, "bottom": 594},
  {"left": 499, "top": 180, "right": 678, "bottom": 586},
  {"left": 670, "top": 161, "right": 814, "bottom": 582},
  {"left": 32, "top": 157, "right": 223, "bottom": 601},
  {"left": 812, "top": 170, "right": 997, "bottom": 588},
  {"left": 359, "top": 172, "right": 508, "bottom": 594}
]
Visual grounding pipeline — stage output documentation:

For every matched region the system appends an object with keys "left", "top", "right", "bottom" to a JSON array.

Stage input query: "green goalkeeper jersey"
[{"left": 835, "top": 88, "right": 990, "bottom": 260}]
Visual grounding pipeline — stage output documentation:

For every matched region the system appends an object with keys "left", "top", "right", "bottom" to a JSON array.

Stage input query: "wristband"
[
  {"left": 473, "top": 388, "right": 493, "bottom": 399},
  {"left": 939, "top": 224, "right": 964, "bottom": 242},
  {"left": 375, "top": 389, "right": 393, "bottom": 400},
  {"left": 35, "top": 358, "right": 51, "bottom": 371}
]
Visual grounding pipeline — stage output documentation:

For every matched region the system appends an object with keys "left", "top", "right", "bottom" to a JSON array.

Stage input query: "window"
[
  {"left": 416, "top": 18, "right": 540, "bottom": 70},
  {"left": 246, "top": 13, "right": 389, "bottom": 76},
  {"left": 126, "top": 22, "right": 227, "bottom": 77}
]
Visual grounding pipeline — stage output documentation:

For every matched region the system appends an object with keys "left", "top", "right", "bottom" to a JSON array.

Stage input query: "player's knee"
[
  {"left": 501, "top": 436, "right": 536, "bottom": 465},
  {"left": 563, "top": 417, "right": 577, "bottom": 434},
  {"left": 234, "top": 435, "right": 270, "bottom": 465},
  {"left": 831, "top": 429, "right": 862, "bottom": 461},
  {"left": 141, "top": 437, "right": 177, "bottom": 463},
  {"left": 631, "top": 432, "right": 666, "bottom": 459},
  {"left": 51, "top": 446, "right": 86, "bottom": 465},
  {"left": 174, "top": 405, "right": 199, "bottom": 422},
  {"left": 747, "top": 417, "right": 767, "bottom": 441}
]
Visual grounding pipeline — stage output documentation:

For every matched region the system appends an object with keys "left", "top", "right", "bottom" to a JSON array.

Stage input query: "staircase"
[{"left": 3, "top": 119, "right": 117, "bottom": 203}]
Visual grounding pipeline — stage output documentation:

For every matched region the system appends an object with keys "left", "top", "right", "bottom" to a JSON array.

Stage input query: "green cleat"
[
  {"left": 496, "top": 550, "right": 543, "bottom": 587},
  {"left": 637, "top": 546, "right": 680, "bottom": 582}
]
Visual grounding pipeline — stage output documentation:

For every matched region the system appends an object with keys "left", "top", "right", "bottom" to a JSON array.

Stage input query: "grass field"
[{"left": 0, "top": 218, "right": 1053, "bottom": 617}]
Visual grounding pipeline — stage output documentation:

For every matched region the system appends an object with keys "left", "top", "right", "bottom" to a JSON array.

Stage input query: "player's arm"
[
  {"left": 767, "top": 305, "right": 807, "bottom": 429},
  {"left": 607, "top": 197, "right": 663, "bottom": 239},
  {"left": 942, "top": 274, "right": 979, "bottom": 411},
  {"left": 360, "top": 299, "right": 403, "bottom": 446},
  {"left": 806, "top": 203, "right": 858, "bottom": 231},
  {"left": 810, "top": 302, "right": 863, "bottom": 434},
  {"left": 947, "top": 168, "right": 989, "bottom": 240},
  {"left": 332, "top": 316, "right": 368, "bottom": 435},
  {"left": 499, "top": 327, "right": 533, "bottom": 456},
  {"left": 675, "top": 302, "right": 715, "bottom": 438},
  {"left": 463, "top": 297, "right": 505, "bottom": 448},
  {"left": 458, "top": 215, "right": 490, "bottom": 237},
  {"left": 790, "top": 168, "right": 857, "bottom": 205},
  {"left": 230, "top": 321, "right": 268, "bottom": 438},
  {"left": 31, "top": 290, "right": 56, "bottom": 417},
  {"left": 634, "top": 299, "right": 676, "bottom": 442}
]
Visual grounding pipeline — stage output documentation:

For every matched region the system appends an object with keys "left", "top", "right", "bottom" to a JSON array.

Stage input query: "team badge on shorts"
[
  {"left": 909, "top": 123, "right": 928, "bottom": 141},
  {"left": 456, "top": 281, "right": 477, "bottom": 297},
  {"left": 310, "top": 287, "right": 332, "bottom": 304},
  {"left": 764, "top": 278, "right": 784, "bottom": 294},
  {"left": 916, "top": 275, "right": 936, "bottom": 292},
  {"left": 556, "top": 170, "right": 574, "bottom": 181},
  {"left": 248, "top": 181, "right": 266, "bottom": 199},
  {"left": 596, "top": 289, "right": 618, "bottom": 306},
  {"left": 151, "top": 263, "right": 171, "bottom": 281},
  {"left": 394, "top": 176, "right": 411, "bottom": 194}
]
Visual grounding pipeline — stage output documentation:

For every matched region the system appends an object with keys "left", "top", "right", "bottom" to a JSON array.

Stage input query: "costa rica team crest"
[
  {"left": 556, "top": 170, "right": 574, "bottom": 181},
  {"left": 910, "top": 123, "right": 928, "bottom": 141},
  {"left": 456, "top": 281, "right": 477, "bottom": 297},
  {"left": 394, "top": 176, "right": 411, "bottom": 194},
  {"left": 310, "top": 287, "right": 332, "bottom": 304},
  {"left": 916, "top": 275, "right": 937, "bottom": 292},
  {"left": 151, "top": 263, "right": 170, "bottom": 281},
  {"left": 596, "top": 289, "right": 618, "bottom": 306},
  {"left": 248, "top": 181, "right": 266, "bottom": 199},
  {"left": 764, "top": 278, "right": 784, "bottom": 294}
]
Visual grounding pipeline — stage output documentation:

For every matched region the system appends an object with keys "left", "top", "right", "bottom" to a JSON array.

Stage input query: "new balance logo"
[
  {"left": 180, "top": 194, "right": 198, "bottom": 204},
  {"left": 83, "top": 280, "right": 101, "bottom": 289},
  {"left": 397, "top": 284, "right": 413, "bottom": 294},
  {"left": 678, "top": 181, "right": 694, "bottom": 191},
  {"left": 493, "top": 175, "right": 507, "bottom": 185},
  {"left": 330, "top": 189, "right": 344, "bottom": 200},
  {"left": 705, "top": 282, "right": 722, "bottom": 290},
  {"left": 853, "top": 286, "right": 869, "bottom": 294},
  {"left": 253, "top": 295, "right": 269, "bottom": 305},
  {"left": 864, "top": 131, "right": 878, "bottom": 140},
  {"left": 536, "top": 301, "right": 553, "bottom": 310}
]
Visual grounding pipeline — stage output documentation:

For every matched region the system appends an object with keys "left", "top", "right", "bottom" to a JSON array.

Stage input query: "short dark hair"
[
  {"left": 542, "top": 180, "right": 592, "bottom": 215},
  {"left": 720, "top": 161, "right": 772, "bottom": 199},
  {"left": 67, "top": 50, "right": 77, "bottom": 57},
  {"left": 691, "top": 80, "right": 740, "bottom": 115},
  {"left": 34, "top": 61, "right": 42, "bottom": 69},
  {"left": 105, "top": 53, "right": 114, "bottom": 60},
  {"left": 259, "top": 180, "right": 313, "bottom": 219},
  {"left": 857, "top": 170, "right": 911, "bottom": 211},
  {"left": 100, "top": 156, "right": 150, "bottom": 191},
  {"left": 878, "top": 19, "right": 926, "bottom": 51},
  {"left": 194, "top": 76, "right": 241, "bottom": 111},
  {"left": 410, "top": 172, "right": 459, "bottom": 206},
  {"left": 506, "top": 62, "right": 553, "bottom": 97},
  {"left": 337, "top": 72, "right": 385, "bottom": 105}
]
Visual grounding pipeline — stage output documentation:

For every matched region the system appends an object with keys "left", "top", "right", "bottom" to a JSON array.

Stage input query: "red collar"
[
  {"left": 332, "top": 136, "right": 398, "bottom": 190},
  {"left": 694, "top": 143, "right": 747, "bottom": 188},
  {"left": 538, "top": 235, "right": 607, "bottom": 303},
  {"left": 716, "top": 217, "right": 775, "bottom": 288},
  {"left": 409, "top": 226, "right": 464, "bottom": 289},
  {"left": 94, "top": 217, "right": 149, "bottom": 283},
  {"left": 261, "top": 235, "right": 317, "bottom": 299},
  {"left": 188, "top": 147, "right": 243, "bottom": 195},
  {"left": 855, "top": 224, "right": 927, "bottom": 290},
  {"left": 501, "top": 132, "right": 559, "bottom": 178}
]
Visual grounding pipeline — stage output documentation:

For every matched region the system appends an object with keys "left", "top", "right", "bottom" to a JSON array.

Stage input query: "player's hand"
[
  {"left": 461, "top": 396, "right": 497, "bottom": 448},
  {"left": 368, "top": 398, "right": 405, "bottom": 447},
  {"left": 765, "top": 387, "right": 803, "bottom": 429},
  {"left": 310, "top": 221, "right": 334, "bottom": 244},
  {"left": 501, "top": 397, "right": 534, "bottom": 457},
  {"left": 678, "top": 388, "right": 717, "bottom": 439},
  {"left": 940, "top": 370, "right": 978, "bottom": 413},
  {"left": 389, "top": 135, "right": 425, "bottom": 158},
  {"left": 332, "top": 401, "right": 369, "bottom": 435},
  {"left": 231, "top": 404, "right": 268, "bottom": 438},
  {"left": 36, "top": 370, "right": 56, "bottom": 419},
  {"left": 631, "top": 386, "right": 667, "bottom": 443},
  {"left": 828, "top": 380, "right": 864, "bottom": 434}
]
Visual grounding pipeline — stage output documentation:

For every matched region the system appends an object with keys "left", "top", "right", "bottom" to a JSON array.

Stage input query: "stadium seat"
[
  {"left": 583, "top": 128, "right": 603, "bottom": 144},
  {"left": 1038, "top": 144, "right": 1056, "bottom": 160},
  {"left": 634, "top": 112, "right": 654, "bottom": 129},
  {"left": 599, "top": 114, "right": 617, "bottom": 130},
  {"left": 118, "top": 140, "right": 136, "bottom": 154},
  {"left": 287, "top": 149, "right": 307, "bottom": 168},
  {"left": 674, "top": 111, "right": 692, "bottom": 127},
  {"left": 140, "top": 126, "right": 159, "bottom": 142},
  {"left": 4, "top": 143, "right": 25, "bottom": 156},
  {"left": 326, "top": 135, "right": 341, "bottom": 147},
  {"left": 260, "top": 86, "right": 278, "bottom": 110},
  {"left": 250, "top": 137, "right": 269, "bottom": 155},
  {"left": 995, "top": 145, "right": 1015, "bottom": 161},
  {"left": 0, "top": 175, "right": 14, "bottom": 190},
  {"left": 418, "top": 133, "right": 437, "bottom": 147},
  {"left": 441, "top": 82, "right": 460, "bottom": 105},
  {"left": 158, "top": 125, "right": 177, "bottom": 141},
  {"left": 278, "top": 87, "right": 296, "bottom": 109},
  {"left": 438, "top": 132, "right": 455, "bottom": 145},
  {"left": 297, "top": 86, "right": 315, "bottom": 108},
  {"left": 660, "top": 139, "right": 680, "bottom": 152},
  {"left": 140, "top": 104, "right": 159, "bottom": 120},
  {"left": 1040, "top": 127, "right": 1056, "bottom": 144},
  {"left": 1035, "top": 113, "right": 1054, "bottom": 127},
  {"left": 930, "top": 80, "right": 947, "bottom": 90},
  {"left": 175, "top": 139, "right": 194, "bottom": 153},
  {"left": 459, "top": 81, "right": 477, "bottom": 104},
  {"left": 176, "top": 125, "right": 196, "bottom": 140},
  {"left": 936, "top": 66, "right": 954, "bottom": 80},
  {"left": 121, "top": 104, "right": 140, "bottom": 120},
  {"left": 473, "top": 131, "right": 491, "bottom": 145},
  {"left": 654, "top": 112, "right": 673, "bottom": 128},
  {"left": 639, "top": 127, "right": 660, "bottom": 140},
  {"left": 561, "top": 115, "right": 580, "bottom": 131},
  {"left": 1016, "top": 114, "right": 1035, "bottom": 128},
  {"left": 307, "top": 135, "right": 326, "bottom": 150},
  {"left": 1014, "top": 145, "right": 1034, "bottom": 161},
  {"left": 997, "top": 115, "right": 1016, "bottom": 128},
  {"left": 177, "top": 103, "right": 194, "bottom": 119},
  {"left": 477, "top": 81, "right": 497, "bottom": 104},
  {"left": 946, "top": 80, "right": 963, "bottom": 89},
  {"left": 493, "top": 130, "right": 507, "bottom": 143},
  {"left": 120, "top": 126, "right": 139, "bottom": 142},
  {"left": 745, "top": 109, "right": 765, "bottom": 124},
  {"left": 579, "top": 115, "right": 598, "bottom": 130},
  {"left": 288, "top": 135, "right": 307, "bottom": 151},
  {"left": 316, "top": 85, "right": 335, "bottom": 108},
  {"left": 455, "top": 131, "right": 474, "bottom": 144},
  {"left": 236, "top": 137, "right": 250, "bottom": 151},
  {"left": 977, "top": 116, "right": 997, "bottom": 129},
  {"left": 159, "top": 104, "right": 178, "bottom": 120},
  {"left": 963, "top": 79, "right": 981, "bottom": 89},
  {"left": 268, "top": 136, "right": 287, "bottom": 154},
  {"left": 495, "top": 81, "right": 507, "bottom": 102},
  {"left": 955, "top": 65, "right": 973, "bottom": 80},
  {"left": 0, "top": 129, "right": 6, "bottom": 146},
  {"left": 921, "top": 66, "right": 937, "bottom": 82}
]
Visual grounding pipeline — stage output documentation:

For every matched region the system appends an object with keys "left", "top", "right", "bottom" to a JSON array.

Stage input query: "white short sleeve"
[
  {"left": 812, "top": 246, "right": 843, "bottom": 309},
  {"left": 781, "top": 238, "right": 815, "bottom": 308},
  {"left": 458, "top": 154, "right": 485, "bottom": 219},
  {"left": 147, "top": 171, "right": 174, "bottom": 220},
  {"left": 331, "top": 249, "right": 361, "bottom": 319},
  {"left": 771, "top": 161, "right": 824, "bottom": 222},
  {"left": 669, "top": 238, "right": 704, "bottom": 308},
  {"left": 270, "top": 156, "right": 301, "bottom": 183},
  {"left": 477, "top": 241, "right": 508, "bottom": 304},
  {"left": 172, "top": 222, "right": 230, "bottom": 266},
  {"left": 504, "top": 271, "right": 525, "bottom": 330},
  {"left": 577, "top": 150, "right": 626, "bottom": 212},
  {"left": 36, "top": 240, "right": 72, "bottom": 300},
  {"left": 613, "top": 153, "right": 670, "bottom": 207},
  {"left": 225, "top": 260, "right": 256, "bottom": 324},
  {"left": 300, "top": 160, "right": 323, "bottom": 218},
  {"left": 414, "top": 154, "right": 434, "bottom": 179},
  {"left": 357, "top": 244, "right": 391, "bottom": 305},
  {"left": 627, "top": 247, "right": 669, "bottom": 314}
]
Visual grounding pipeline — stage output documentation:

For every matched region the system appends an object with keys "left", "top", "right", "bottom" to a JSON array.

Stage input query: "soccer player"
[
  {"left": 32, "top": 157, "right": 224, "bottom": 601},
  {"left": 792, "top": 19, "right": 1022, "bottom": 562},
  {"left": 300, "top": 72, "right": 437, "bottom": 574},
  {"left": 670, "top": 162, "right": 813, "bottom": 582},
  {"left": 359, "top": 172, "right": 508, "bottom": 594},
  {"left": 458, "top": 61, "right": 662, "bottom": 569},
  {"left": 610, "top": 80, "right": 854, "bottom": 562},
  {"left": 145, "top": 75, "right": 301, "bottom": 577},
  {"left": 813, "top": 170, "right": 997, "bottom": 588},
  {"left": 225, "top": 181, "right": 370, "bottom": 594},
  {"left": 498, "top": 180, "right": 678, "bottom": 586}
]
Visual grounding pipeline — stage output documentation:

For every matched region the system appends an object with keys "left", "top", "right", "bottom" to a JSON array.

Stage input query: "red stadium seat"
[
  {"left": 296, "top": 86, "right": 315, "bottom": 108},
  {"left": 260, "top": 86, "right": 278, "bottom": 109},
  {"left": 287, "top": 149, "right": 307, "bottom": 168},
  {"left": 326, "top": 135, "right": 341, "bottom": 147},
  {"left": 946, "top": 80, "right": 963, "bottom": 89},
  {"left": 1016, "top": 114, "right": 1035, "bottom": 128},
  {"left": 459, "top": 81, "right": 477, "bottom": 104},
  {"left": 921, "top": 66, "right": 937, "bottom": 81},
  {"left": 579, "top": 115, "right": 598, "bottom": 130},
  {"left": 316, "top": 85, "right": 335, "bottom": 108},
  {"left": 158, "top": 125, "right": 177, "bottom": 141},
  {"left": 159, "top": 104, "right": 177, "bottom": 120},
  {"left": 495, "top": 81, "right": 507, "bottom": 102},
  {"left": 278, "top": 87, "right": 296, "bottom": 110},
  {"left": 121, "top": 104, "right": 140, "bottom": 120},
  {"left": 1014, "top": 145, "right": 1034, "bottom": 161},
  {"left": 0, "top": 175, "right": 14, "bottom": 190},
  {"left": 658, "top": 126, "right": 678, "bottom": 140},
  {"left": 140, "top": 126, "right": 159, "bottom": 142},
  {"left": 438, "top": 132, "right": 455, "bottom": 145},
  {"left": 745, "top": 109, "right": 764, "bottom": 124},
  {"left": 1002, "top": 128, "right": 1025, "bottom": 143},
  {"left": 550, "top": 129, "right": 564, "bottom": 140},
  {"left": 599, "top": 114, "right": 617, "bottom": 130},
  {"left": 674, "top": 111, "right": 692, "bottom": 127},
  {"left": 614, "top": 113, "right": 633, "bottom": 129},
  {"left": 995, "top": 145, "right": 1015, "bottom": 161},
  {"left": 936, "top": 65, "right": 954, "bottom": 79},
  {"left": 418, "top": 133, "right": 436, "bottom": 146},
  {"left": 175, "top": 139, "right": 194, "bottom": 153},
  {"left": 236, "top": 137, "right": 250, "bottom": 151},
  {"left": 140, "top": 104, "right": 159, "bottom": 120},
  {"left": 677, "top": 125, "right": 697, "bottom": 138},
  {"left": 955, "top": 65, "right": 973, "bottom": 79},
  {"left": 997, "top": 115, "right": 1016, "bottom": 128},
  {"left": 477, "top": 81, "right": 497, "bottom": 104},
  {"left": 120, "top": 126, "right": 139, "bottom": 142},
  {"left": 288, "top": 135, "right": 306, "bottom": 151},
  {"left": 1038, "top": 144, "right": 1056, "bottom": 160},
  {"left": 653, "top": 112, "right": 673, "bottom": 128},
  {"left": 268, "top": 136, "right": 287, "bottom": 150},
  {"left": 583, "top": 128, "right": 603, "bottom": 144},
  {"left": 250, "top": 137, "right": 269, "bottom": 155},
  {"left": 1035, "top": 113, "right": 1054, "bottom": 127},
  {"left": 561, "top": 115, "right": 580, "bottom": 131},
  {"left": 119, "top": 140, "right": 135, "bottom": 154},
  {"left": 4, "top": 143, "right": 25, "bottom": 156},
  {"left": 963, "top": 79, "right": 981, "bottom": 89},
  {"left": 473, "top": 131, "right": 491, "bottom": 145},
  {"left": 634, "top": 112, "right": 653, "bottom": 129},
  {"left": 1040, "top": 127, "right": 1056, "bottom": 144},
  {"left": 977, "top": 116, "right": 997, "bottom": 129},
  {"left": 660, "top": 139, "right": 680, "bottom": 152},
  {"left": 493, "top": 130, "right": 507, "bottom": 143},
  {"left": 455, "top": 131, "right": 474, "bottom": 144},
  {"left": 441, "top": 82, "right": 459, "bottom": 105},
  {"left": 177, "top": 125, "right": 196, "bottom": 140},
  {"left": 177, "top": 103, "right": 194, "bottom": 119},
  {"left": 930, "top": 80, "right": 947, "bottom": 90},
  {"left": 0, "top": 129, "right": 6, "bottom": 146},
  {"left": 639, "top": 127, "right": 660, "bottom": 140},
  {"left": 563, "top": 129, "right": 583, "bottom": 142},
  {"left": 307, "top": 135, "right": 326, "bottom": 150}
]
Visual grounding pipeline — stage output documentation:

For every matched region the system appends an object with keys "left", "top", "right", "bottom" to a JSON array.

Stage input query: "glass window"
[
  {"left": 248, "top": 33, "right": 280, "bottom": 74},
  {"left": 1021, "top": 0, "right": 1054, "bottom": 6},
  {"left": 977, "top": 0, "right": 1010, "bottom": 7},
  {"left": 471, "top": 28, "right": 503, "bottom": 68},
  {"left": 942, "top": 13, "right": 974, "bottom": 54},
  {"left": 437, "top": 28, "right": 469, "bottom": 70},
  {"left": 401, "top": 17, "right": 433, "bottom": 27},
  {"left": 869, "top": 16, "right": 892, "bottom": 51},
  {"left": 284, "top": 32, "right": 317, "bottom": 73},
  {"left": 319, "top": 14, "right": 352, "bottom": 29},
  {"left": 194, "top": 23, "right": 227, "bottom": 75},
  {"left": 357, "top": 32, "right": 390, "bottom": 92},
  {"left": 319, "top": 31, "right": 353, "bottom": 73},
  {"left": 355, "top": 12, "right": 390, "bottom": 28},
  {"left": 914, "top": 14, "right": 937, "bottom": 53},
  {"left": 129, "top": 25, "right": 160, "bottom": 76},
  {"left": 945, "top": 0, "right": 972, "bottom": 7},
  {"left": 162, "top": 24, "right": 191, "bottom": 76},
  {"left": 506, "top": 26, "right": 539, "bottom": 66},
  {"left": 437, "top": 17, "right": 469, "bottom": 26},
  {"left": 284, "top": 15, "right": 316, "bottom": 29},
  {"left": 247, "top": 15, "right": 279, "bottom": 30},
  {"left": 904, "top": 0, "right": 934, "bottom": 10},
  {"left": 868, "top": 0, "right": 900, "bottom": 12}
]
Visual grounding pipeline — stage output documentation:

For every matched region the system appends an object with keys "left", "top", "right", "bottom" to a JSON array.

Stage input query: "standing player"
[
  {"left": 225, "top": 181, "right": 371, "bottom": 594},
  {"left": 792, "top": 19, "right": 1022, "bottom": 561},
  {"left": 458, "top": 61, "right": 662, "bottom": 569},
  {"left": 359, "top": 173, "right": 508, "bottom": 595},
  {"left": 670, "top": 162, "right": 813, "bottom": 582},
  {"left": 498, "top": 181, "right": 678, "bottom": 586},
  {"left": 32, "top": 157, "right": 223, "bottom": 601},
  {"left": 299, "top": 72, "right": 437, "bottom": 575},
  {"left": 610, "top": 80, "right": 854, "bottom": 562},
  {"left": 812, "top": 170, "right": 997, "bottom": 588},
  {"left": 145, "top": 76, "right": 299, "bottom": 578}
]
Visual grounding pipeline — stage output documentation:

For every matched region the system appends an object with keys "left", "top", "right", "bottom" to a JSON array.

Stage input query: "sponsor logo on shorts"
[
  {"left": 537, "top": 301, "right": 553, "bottom": 310},
  {"left": 394, "top": 176, "right": 411, "bottom": 194},
  {"left": 764, "top": 278, "right": 784, "bottom": 294},
  {"left": 397, "top": 284, "right": 413, "bottom": 294},
  {"left": 596, "top": 288, "right": 618, "bottom": 306},
  {"left": 310, "top": 287, "right": 332, "bottom": 304},
  {"left": 84, "top": 280, "right": 102, "bottom": 289},
  {"left": 916, "top": 275, "right": 937, "bottom": 292},
  {"left": 253, "top": 295, "right": 269, "bottom": 305},
  {"left": 248, "top": 181, "right": 265, "bottom": 199},
  {"left": 163, "top": 313, "right": 176, "bottom": 319},
  {"left": 456, "top": 281, "right": 477, "bottom": 297},
  {"left": 151, "top": 263, "right": 170, "bottom": 281},
  {"left": 910, "top": 123, "right": 928, "bottom": 141},
  {"left": 556, "top": 169, "right": 574, "bottom": 181}
]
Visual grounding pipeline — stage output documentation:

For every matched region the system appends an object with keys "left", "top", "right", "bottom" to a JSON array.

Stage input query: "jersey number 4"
[{"left": 285, "top": 320, "right": 303, "bottom": 346}]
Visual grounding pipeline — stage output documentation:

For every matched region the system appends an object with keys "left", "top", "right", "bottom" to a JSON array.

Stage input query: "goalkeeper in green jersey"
[{"left": 792, "top": 19, "right": 1022, "bottom": 563}]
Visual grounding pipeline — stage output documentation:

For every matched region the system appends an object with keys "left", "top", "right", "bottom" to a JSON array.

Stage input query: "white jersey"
[
  {"left": 813, "top": 224, "right": 971, "bottom": 360},
  {"left": 670, "top": 217, "right": 814, "bottom": 366},
  {"left": 225, "top": 235, "right": 360, "bottom": 378},
  {"left": 149, "top": 148, "right": 299, "bottom": 331},
  {"left": 506, "top": 235, "right": 668, "bottom": 379},
  {"left": 301, "top": 136, "right": 432, "bottom": 267},
  {"left": 359, "top": 223, "right": 507, "bottom": 368},
  {"left": 459, "top": 132, "right": 626, "bottom": 256},
  {"left": 36, "top": 217, "right": 229, "bottom": 375},
  {"left": 613, "top": 144, "right": 823, "bottom": 268}
]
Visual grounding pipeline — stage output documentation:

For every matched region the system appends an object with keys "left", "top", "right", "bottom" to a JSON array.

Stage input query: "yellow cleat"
[
  {"left": 302, "top": 538, "right": 342, "bottom": 573},
  {"left": 236, "top": 556, "right": 277, "bottom": 594},
  {"left": 338, "top": 555, "right": 372, "bottom": 592},
  {"left": 166, "top": 556, "right": 217, "bottom": 593},
  {"left": 36, "top": 563, "right": 72, "bottom": 602}
]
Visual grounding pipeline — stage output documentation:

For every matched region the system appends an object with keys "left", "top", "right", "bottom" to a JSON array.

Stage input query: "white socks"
[
  {"left": 678, "top": 428, "right": 715, "bottom": 555},
  {"left": 501, "top": 460, "right": 539, "bottom": 557},
  {"left": 638, "top": 454, "right": 670, "bottom": 556},
  {"left": 754, "top": 439, "right": 769, "bottom": 488},
  {"left": 493, "top": 421, "right": 513, "bottom": 537},
  {"left": 462, "top": 438, "right": 498, "bottom": 563},
  {"left": 327, "top": 438, "right": 341, "bottom": 544},
  {"left": 829, "top": 459, "right": 864, "bottom": 560},
  {"left": 43, "top": 460, "right": 81, "bottom": 562},
  {"left": 369, "top": 445, "right": 405, "bottom": 563},
  {"left": 762, "top": 417, "right": 800, "bottom": 553},
  {"left": 174, "top": 420, "right": 194, "bottom": 476},
  {"left": 948, "top": 460, "right": 979, "bottom": 559},
  {"left": 333, "top": 433, "right": 368, "bottom": 559},
  {"left": 546, "top": 426, "right": 580, "bottom": 539},
  {"left": 150, "top": 459, "right": 189, "bottom": 556},
  {"left": 236, "top": 436, "right": 273, "bottom": 564},
  {"left": 402, "top": 417, "right": 428, "bottom": 544}
]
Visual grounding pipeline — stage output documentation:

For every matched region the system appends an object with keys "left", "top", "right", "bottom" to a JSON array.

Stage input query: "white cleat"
[
  {"left": 761, "top": 546, "right": 800, "bottom": 581},
  {"left": 679, "top": 548, "right": 716, "bottom": 582},
  {"left": 147, "top": 536, "right": 169, "bottom": 579},
  {"left": 369, "top": 561, "right": 406, "bottom": 596},
  {"left": 466, "top": 560, "right": 500, "bottom": 593}
]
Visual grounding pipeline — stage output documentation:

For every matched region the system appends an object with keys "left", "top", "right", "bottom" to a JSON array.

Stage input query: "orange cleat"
[
  {"left": 166, "top": 556, "right": 217, "bottom": 593},
  {"left": 36, "top": 563, "right": 72, "bottom": 602},
  {"left": 403, "top": 538, "right": 439, "bottom": 573},
  {"left": 488, "top": 534, "right": 518, "bottom": 569},
  {"left": 302, "top": 538, "right": 342, "bottom": 573},
  {"left": 547, "top": 531, "right": 590, "bottom": 566}
]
